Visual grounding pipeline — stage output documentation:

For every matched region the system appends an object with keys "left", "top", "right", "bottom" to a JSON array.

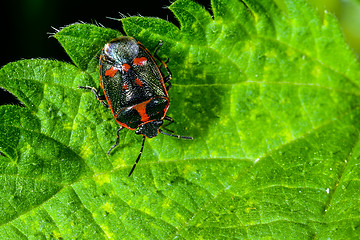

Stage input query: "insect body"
[{"left": 79, "top": 36, "right": 192, "bottom": 176}]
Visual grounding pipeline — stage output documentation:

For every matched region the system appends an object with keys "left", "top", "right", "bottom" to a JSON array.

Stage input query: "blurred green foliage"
[
  {"left": 307, "top": 0, "right": 360, "bottom": 56},
  {"left": 275, "top": 0, "right": 360, "bottom": 56}
]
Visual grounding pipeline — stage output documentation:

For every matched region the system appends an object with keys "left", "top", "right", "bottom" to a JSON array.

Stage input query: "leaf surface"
[{"left": 1, "top": 0, "right": 360, "bottom": 239}]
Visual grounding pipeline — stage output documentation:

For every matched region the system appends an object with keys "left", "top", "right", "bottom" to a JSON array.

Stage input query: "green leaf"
[
  {"left": 1, "top": 0, "right": 360, "bottom": 239},
  {"left": 54, "top": 24, "right": 121, "bottom": 70}
]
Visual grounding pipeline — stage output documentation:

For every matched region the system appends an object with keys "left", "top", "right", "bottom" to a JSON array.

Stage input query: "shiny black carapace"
[{"left": 79, "top": 36, "right": 192, "bottom": 176}]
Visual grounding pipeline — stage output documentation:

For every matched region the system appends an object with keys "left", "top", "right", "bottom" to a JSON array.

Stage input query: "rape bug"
[{"left": 79, "top": 36, "right": 192, "bottom": 176}]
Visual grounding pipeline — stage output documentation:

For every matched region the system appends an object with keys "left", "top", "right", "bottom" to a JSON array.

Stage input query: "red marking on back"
[
  {"left": 133, "top": 57, "right": 148, "bottom": 66},
  {"left": 122, "top": 83, "right": 128, "bottom": 90},
  {"left": 134, "top": 101, "right": 150, "bottom": 122},
  {"left": 105, "top": 66, "right": 118, "bottom": 77},
  {"left": 135, "top": 78, "right": 144, "bottom": 87},
  {"left": 122, "top": 63, "right": 131, "bottom": 72}
]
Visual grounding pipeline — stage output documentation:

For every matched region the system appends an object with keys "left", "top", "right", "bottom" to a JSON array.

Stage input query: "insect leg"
[
  {"left": 128, "top": 136, "right": 146, "bottom": 177},
  {"left": 161, "top": 58, "right": 172, "bottom": 82},
  {"left": 160, "top": 117, "right": 193, "bottom": 140},
  {"left": 158, "top": 57, "right": 172, "bottom": 84},
  {"left": 163, "top": 66, "right": 172, "bottom": 91},
  {"left": 78, "top": 85, "right": 109, "bottom": 108},
  {"left": 162, "top": 116, "right": 174, "bottom": 132},
  {"left": 164, "top": 116, "right": 174, "bottom": 122},
  {"left": 153, "top": 40, "right": 172, "bottom": 89},
  {"left": 159, "top": 129, "right": 193, "bottom": 140},
  {"left": 154, "top": 40, "right": 163, "bottom": 56},
  {"left": 107, "top": 126, "right": 123, "bottom": 155}
]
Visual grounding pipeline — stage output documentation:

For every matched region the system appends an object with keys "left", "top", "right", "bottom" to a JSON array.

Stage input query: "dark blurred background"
[
  {"left": 1, "top": 0, "right": 359, "bottom": 105},
  {"left": 0, "top": 0, "right": 204, "bottom": 105}
]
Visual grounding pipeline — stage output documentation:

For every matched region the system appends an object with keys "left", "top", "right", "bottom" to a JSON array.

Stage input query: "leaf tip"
[{"left": 47, "top": 26, "right": 60, "bottom": 39}]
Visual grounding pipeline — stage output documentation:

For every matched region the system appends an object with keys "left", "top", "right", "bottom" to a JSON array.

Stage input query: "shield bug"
[{"left": 79, "top": 36, "right": 193, "bottom": 176}]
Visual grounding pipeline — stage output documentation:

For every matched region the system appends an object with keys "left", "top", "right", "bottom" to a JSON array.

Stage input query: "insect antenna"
[
  {"left": 159, "top": 129, "right": 193, "bottom": 140},
  {"left": 128, "top": 136, "right": 146, "bottom": 177}
]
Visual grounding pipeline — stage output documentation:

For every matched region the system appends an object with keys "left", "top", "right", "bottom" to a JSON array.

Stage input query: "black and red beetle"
[{"left": 79, "top": 36, "right": 192, "bottom": 176}]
